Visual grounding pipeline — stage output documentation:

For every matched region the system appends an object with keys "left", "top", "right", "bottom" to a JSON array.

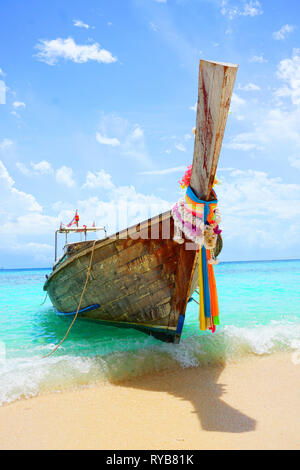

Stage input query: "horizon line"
[{"left": 1, "top": 257, "right": 300, "bottom": 271}]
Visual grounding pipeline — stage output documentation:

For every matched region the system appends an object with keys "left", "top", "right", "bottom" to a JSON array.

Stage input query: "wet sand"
[{"left": 0, "top": 353, "right": 299, "bottom": 450}]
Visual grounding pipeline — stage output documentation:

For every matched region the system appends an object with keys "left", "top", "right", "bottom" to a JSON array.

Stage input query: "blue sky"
[{"left": 1, "top": 0, "right": 300, "bottom": 268}]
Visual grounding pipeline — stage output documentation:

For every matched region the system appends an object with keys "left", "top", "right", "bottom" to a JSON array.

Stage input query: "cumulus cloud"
[
  {"left": 31, "top": 160, "right": 53, "bottom": 175},
  {"left": 0, "top": 138, "right": 13, "bottom": 151},
  {"left": 0, "top": 160, "right": 42, "bottom": 214},
  {"left": 238, "top": 83, "right": 260, "bottom": 91},
  {"left": 13, "top": 101, "right": 25, "bottom": 108},
  {"left": 217, "top": 168, "right": 300, "bottom": 259},
  {"left": 140, "top": 166, "right": 187, "bottom": 175},
  {"left": 35, "top": 37, "right": 117, "bottom": 66},
  {"left": 273, "top": 24, "right": 294, "bottom": 41},
  {"left": 73, "top": 19, "right": 90, "bottom": 29},
  {"left": 224, "top": 134, "right": 260, "bottom": 151},
  {"left": 96, "top": 132, "right": 120, "bottom": 147},
  {"left": 0, "top": 80, "right": 6, "bottom": 104},
  {"left": 221, "top": 1, "right": 263, "bottom": 20},
  {"left": 16, "top": 160, "right": 53, "bottom": 175},
  {"left": 96, "top": 114, "right": 151, "bottom": 166},
  {"left": 229, "top": 92, "right": 246, "bottom": 120},
  {"left": 175, "top": 143, "right": 186, "bottom": 152},
  {"left": 82, "top": 169, "right": 115, "bottom": 189},
  {"left": 249, "top": 55, "right": 267, "bottom": 63},
  {"left": 275, "top": 50, "right": 300, "bottom": 105},
  {"left": 289, "top": 156, "right": 300, "bottom": 170},
  {"left": 56, "top": 166, "right": 75, "bottom": 187}
]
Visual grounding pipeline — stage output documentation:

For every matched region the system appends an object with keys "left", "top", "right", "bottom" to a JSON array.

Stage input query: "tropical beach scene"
[{"left": 0, "top": 0, "right": 300, "bottom": 452}]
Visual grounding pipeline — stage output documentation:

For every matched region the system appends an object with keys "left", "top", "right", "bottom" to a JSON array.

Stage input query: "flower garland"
[
  {"left": 172, "top": 166, "right": 222, "bottom": 259},
  {"left": 172, "top": 165, "right": 223, "bottom": 333}
]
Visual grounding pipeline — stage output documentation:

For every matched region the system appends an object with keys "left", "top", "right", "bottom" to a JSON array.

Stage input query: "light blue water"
[{"left": 0, "top": 260, "right": 300, "bottom": 405}]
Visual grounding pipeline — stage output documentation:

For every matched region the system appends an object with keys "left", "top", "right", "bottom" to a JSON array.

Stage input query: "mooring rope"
[
  {"left": 40, "top": 292, "right": 48, "bottom": 305},
  {"left": 43, "top": 239, "right": 97, "bottom": 359}
]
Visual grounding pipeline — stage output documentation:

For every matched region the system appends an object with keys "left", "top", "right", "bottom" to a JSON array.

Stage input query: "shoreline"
[{"left": 0, "top": 352, "right": 299, "bottom": 450}]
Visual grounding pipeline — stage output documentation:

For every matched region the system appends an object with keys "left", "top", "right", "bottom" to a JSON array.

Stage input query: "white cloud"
[
  {"left": 229, "top": 92, "right": 246, "bottom": 119},
  {"left": 13, "top": 101, "right": 26, "bottom": 108},
  {"left": 221, "top": 1, "right": 263, "bottom": 20},
  {"left": 35, "top": 37, "right": 117, "bottom": 66},
  {"left": 153, "top": 0, "right": 167, "bottom": 3},
  {"left": 12, "top": 242, "right": 53, "bottom": 255},
  {"left": 31, "top": 160, "right": 53, "bottom": 175},
  {"left": 16, "top": 160, "right": 53, "bottom": 175},
  {"left": 0, "top": 162, "right": 172, "bottom": 264},
  {"left": 140, "top": 166, "right": 187, "bottom": 175},
  {"left": 82, "top": 170, "right": 115, "bottom": 189},
  {"left": 97, "top": 114, "right": 151, "bottom": 166},
  {"left": 217, "top": 168, "right": 300, "bottom": 258},
  {"left": 238, "top": 83, "right": 260, "bottom": 91},
  {"left": 189, "top": 102, "right": 197, "bottom": 111},
  {"left": 73, "top": 19, "right": 90, "bottom": 29},
  {"left": 273, "top": 24, "right": 294, "bottom": 41},
  {"left": 175, "top": 143, "right": 186, "bottom": 152},
  {"left": 234, "top": 54, "right": 300, "bottom": 159},
  {"left": 249, "top": 55, "right": 267, "bottom": 63},
  {"left": 289, "top": 156, "right": 300, "bottom": 170},
  {"left": 0, "top": 68, "right": 5, "bottom": 76},
  {"left": 56, "top": 166, "right": 75, "bottom": 187},
  {"left": 96, "top": 132, "right": 120, "bottom": 147},
  {"left": 0, "top": 138, "right": 13, "bottom": 151},
  {"left": 275, "top": 50, "right": 300, "bottom": 105},
  {"left": 0, "top": 160, "right": 42, "bottom": 214},
  {"left": 0, "top": 80, "right": 6, "bottom": 104},
  {"left": 16, "top": 162, "right": 30, "bottom": 175},
  {"left": 130, "top": 126, "right": 144, "bottom": 140},
  {"left": 224, "top": 139, "right": 259, "bottom": 151}
]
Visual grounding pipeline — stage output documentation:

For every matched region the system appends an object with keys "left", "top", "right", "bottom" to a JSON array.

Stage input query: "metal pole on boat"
[{"left": 55, "top": 231, "right": 58, "bottom": 262}]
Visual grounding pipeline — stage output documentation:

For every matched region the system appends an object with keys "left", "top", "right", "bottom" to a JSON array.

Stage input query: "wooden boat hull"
[{"left": 44, "top": 212, "right": 198, "bottom": 343}]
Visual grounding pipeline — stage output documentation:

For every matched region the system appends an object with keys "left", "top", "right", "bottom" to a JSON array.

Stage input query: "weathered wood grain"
[{"left": 190, "top": 60, "right": 238, "bottom": 201}]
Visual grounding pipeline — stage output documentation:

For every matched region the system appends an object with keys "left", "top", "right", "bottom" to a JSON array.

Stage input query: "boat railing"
[{"left": 54, "top": 226, "right": 107, "bottom": 262}]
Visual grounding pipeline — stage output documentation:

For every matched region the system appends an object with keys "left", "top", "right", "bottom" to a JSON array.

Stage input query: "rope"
[
  {"left": 43, "top": 240, "right": 97, "bottom": 359},
  {"left": 40, "top": 292, "right": 48, "bottom": 305}
]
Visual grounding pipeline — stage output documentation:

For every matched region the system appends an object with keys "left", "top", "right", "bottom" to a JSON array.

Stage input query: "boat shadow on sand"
[
  {"left": 38, "top": 308, "right": 256, "bottom": 434},
  {"left": 114, "top": 363, "right": 256, "bottom": 434}
]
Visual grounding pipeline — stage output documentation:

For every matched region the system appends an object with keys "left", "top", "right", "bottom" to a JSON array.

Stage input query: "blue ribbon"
[{"left": 186, "top": 186, "right": 218, "bottom": 224}]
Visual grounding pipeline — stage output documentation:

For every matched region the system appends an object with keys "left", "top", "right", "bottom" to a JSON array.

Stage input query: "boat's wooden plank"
[
  {"left": 51, "top": 255, "right": 177, "bottom": 312},
  {"left": 92, "top": 284, "right": 174, "bottom": 324},
  {"left": 83, "top": 297, "right": 174, "bottom": 327},
  {"left": 52, "top": 240, "right": 149, "bottom": 288},
  {"left": 49, "top": 238, "right": 178, "bottom": 303},
  {"left": 190, "top": 59, "right": 238, "bottom": 200}
]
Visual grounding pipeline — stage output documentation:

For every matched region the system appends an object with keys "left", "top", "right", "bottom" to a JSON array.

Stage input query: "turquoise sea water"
[{"left": 0, "top": 259, "right": 300, "bottom": 405}]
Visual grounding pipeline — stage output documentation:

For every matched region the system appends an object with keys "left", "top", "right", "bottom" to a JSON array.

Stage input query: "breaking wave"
[{"left": 1, "top": 319, "right": 300, "bottom": 406}]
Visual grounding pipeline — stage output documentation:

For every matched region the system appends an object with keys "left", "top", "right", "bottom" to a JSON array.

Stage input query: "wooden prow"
[{"left": 190, "top": 60, "right": 238, "bottom": 201}]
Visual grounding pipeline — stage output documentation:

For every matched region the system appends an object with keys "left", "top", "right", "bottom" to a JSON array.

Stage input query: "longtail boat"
[{"left": 43, "top": 60, "right": 238, "bottom": 343}]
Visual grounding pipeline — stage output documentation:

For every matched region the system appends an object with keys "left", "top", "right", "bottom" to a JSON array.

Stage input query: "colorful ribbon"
[{"left": 186, "top": 186, "right": 220, "bottom": 333}]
